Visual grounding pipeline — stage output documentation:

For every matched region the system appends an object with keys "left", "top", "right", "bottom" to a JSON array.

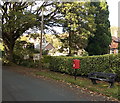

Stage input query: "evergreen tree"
[
  {"left": 57, "top": 2, "right": 96, "bottom": 56},
  {"left": 85, "top": 1, "right": 111, "bottom": 56}
]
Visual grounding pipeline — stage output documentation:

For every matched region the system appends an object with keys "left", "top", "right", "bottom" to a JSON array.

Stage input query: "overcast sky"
[{"left": 107, "top": 0, "right": 119, "bottom": 27}]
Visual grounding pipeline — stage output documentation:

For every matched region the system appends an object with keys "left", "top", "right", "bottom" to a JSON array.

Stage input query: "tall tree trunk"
[{"left": 3, "top": 38, "right": 15, "bottom": 63}]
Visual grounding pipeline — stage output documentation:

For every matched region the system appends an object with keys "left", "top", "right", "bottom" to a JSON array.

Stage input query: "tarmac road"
[{"left": 2, "top": 67, "right": 113, "bottom": 101}]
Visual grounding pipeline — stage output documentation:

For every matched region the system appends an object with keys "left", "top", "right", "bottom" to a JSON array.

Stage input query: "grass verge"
[{"left": 36, "top": 70, "right": 120, "bottom": 100}]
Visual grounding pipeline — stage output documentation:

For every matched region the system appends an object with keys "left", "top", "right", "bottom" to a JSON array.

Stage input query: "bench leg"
[
  {"left": 91, "top": 79, "right": 97, "bottom": 84},
  {"left": 109, "top": 82, "right": 114, "bottom": 88}
]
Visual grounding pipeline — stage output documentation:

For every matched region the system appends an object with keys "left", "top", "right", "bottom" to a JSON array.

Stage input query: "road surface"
[{"left": 2, "top": 67, "right": 112, "bottom": 101}]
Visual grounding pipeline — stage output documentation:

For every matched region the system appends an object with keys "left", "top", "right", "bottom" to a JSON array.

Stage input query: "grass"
[{"left": 36, "top": 70, "right": 120, "bottom": 100}]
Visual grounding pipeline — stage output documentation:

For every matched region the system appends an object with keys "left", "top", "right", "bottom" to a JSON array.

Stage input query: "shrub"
[
  {"left": 14, "top": 59, "right": 40, "bottom": 68},
  {"left": 14, "top": 53, "right": 120, "bottom": 81},
  {"left": 43, "top": 54, "right": 120, "bottom": 81}
]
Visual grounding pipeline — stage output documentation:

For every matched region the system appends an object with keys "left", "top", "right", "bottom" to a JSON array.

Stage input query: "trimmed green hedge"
[
  {"left": 43, "top": 54, "right": 120, "bottom": 81},
  {"left": 13, "top": 53, "right": 120, "bottom": 81}
]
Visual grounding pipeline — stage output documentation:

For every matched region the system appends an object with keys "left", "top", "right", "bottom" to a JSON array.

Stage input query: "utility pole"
[{"left": 39, "top": 7, "right": 44, "bottom": 68}]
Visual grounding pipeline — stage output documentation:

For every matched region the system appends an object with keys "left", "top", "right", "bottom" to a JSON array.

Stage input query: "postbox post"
[
  {"left": 74, "top": 69, "right": 77, "bottom": 80},
  {"left": 73, "top": 59, "right": 80, "bottom": 80}
]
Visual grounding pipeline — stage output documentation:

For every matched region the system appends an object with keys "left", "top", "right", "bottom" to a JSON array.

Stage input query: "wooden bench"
[{"left": 88, "top": 72, "right": 117, "bottom": 88}]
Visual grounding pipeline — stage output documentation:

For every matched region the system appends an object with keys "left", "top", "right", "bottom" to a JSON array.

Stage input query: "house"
[
  {"left": 43, "top": 43, "right": 55, "bottom": 51},
  {"left": 33, "top": 38, "right": 55, "bottom": 51},
  {"left": 109, "top": 36, "right": 120, "bottom": 54},
  {"left": 29, "top": 37, "right": 55, "bottom": 51}
]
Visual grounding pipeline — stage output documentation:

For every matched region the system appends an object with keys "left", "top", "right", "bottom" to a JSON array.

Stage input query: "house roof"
[
  {"left": 118, "top": 37, "right": 120, "bottom": 42},
  {"left": 109, "top": 36, "right": 119, "bottom": 49},
  {"left": 42, "top": 43, "right": 49, "bottom": 49},
  {"left": 112, "top": 36, "right": 120, "bottom": 43},
  {"left": 34, "top": 42, "right": 55, "bottom": 50},
  {"left": 43, "top": 43, "right": 55, "bottom": 50}
]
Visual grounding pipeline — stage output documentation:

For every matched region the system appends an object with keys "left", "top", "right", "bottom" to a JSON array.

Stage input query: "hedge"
[
  {"left": 13, "top": 54, "right": 40, "bottom": 68},
  {"left": 43, "top": 54, "right": 120, "bottom": 81},
  {"left": 13, "top": 53, "right": 120, "bottom": 81}
]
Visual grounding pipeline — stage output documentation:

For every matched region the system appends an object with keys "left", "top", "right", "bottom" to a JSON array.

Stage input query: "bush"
[
  {"left": 13, "top": 40, "right": 40, "bottom": 67},
  {"left": 14, "top": 58, "right": 40, "bottom": 68},
  {"left": 42, "top": 50, "right": 49, "bottom": 55},
  {"left": 13, "top": 53, "right": 120, "bottom": 81},
  {"left": 43, "top": 54, "right": 120, "bottom": 81}
]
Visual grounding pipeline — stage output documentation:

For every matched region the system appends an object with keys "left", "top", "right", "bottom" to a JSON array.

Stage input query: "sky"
[{"left": 106, "top": 0, "right": 119, "bottom": 27}]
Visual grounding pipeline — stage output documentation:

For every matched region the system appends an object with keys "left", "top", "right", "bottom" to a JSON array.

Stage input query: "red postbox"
[{"left": 73, "top": 59, "right": 80, "bottom": 69}]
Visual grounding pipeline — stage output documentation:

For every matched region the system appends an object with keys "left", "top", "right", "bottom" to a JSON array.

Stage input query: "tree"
[
  {"left": 1, "top": 2, "right": 37, "bottom": 62},
  {"left": 118, "top": 27, "right": 120, "bottom": 37},
  {"left": 57, "top": 2, "right": 96, "bottom": 56},
  {"left": 1, "top": 1, "right": 59, "bottom": 62},
  {"left": 14, "top": 40, "right": 34, "bottom": 58},
  {"left": 110, "top": 26, "right": 118, "bottom": 37},
  {"left": 85, "top": 1, "right": 111, "bottom": 56},
  {"left": 45, "top": 34, "right": 62, "bottom": 49}
]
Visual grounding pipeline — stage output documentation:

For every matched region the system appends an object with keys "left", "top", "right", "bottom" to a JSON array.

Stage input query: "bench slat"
[{"left": 88, "top": 72, "right": 117, "bottom": 88}]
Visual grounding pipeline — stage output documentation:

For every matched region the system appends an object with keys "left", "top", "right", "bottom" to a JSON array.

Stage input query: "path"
[{"left": 2, "top": 66, "right": 114, "bottom": 101}]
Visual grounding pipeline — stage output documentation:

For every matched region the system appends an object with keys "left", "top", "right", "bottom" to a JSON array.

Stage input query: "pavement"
[{"left": 2, "top": 66, "right": 118, "bottom": 102}]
